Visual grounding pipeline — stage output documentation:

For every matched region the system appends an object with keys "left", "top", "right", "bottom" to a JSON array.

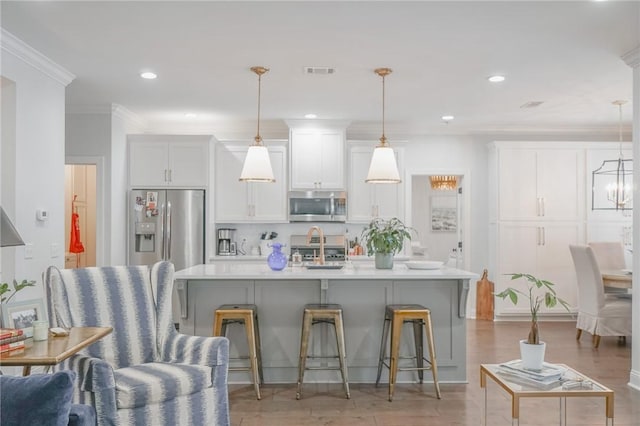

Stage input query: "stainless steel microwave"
[{"left": 288, "top": 191, "right": 347, "bottom": 222}]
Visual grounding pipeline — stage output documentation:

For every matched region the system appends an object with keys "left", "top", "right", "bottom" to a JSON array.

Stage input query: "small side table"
[
  {"left": 0, "top": 326, "right": 112, "bottom": 376},
  {"left": 480, "top": 363, "right": 614, "bottom": 425}
]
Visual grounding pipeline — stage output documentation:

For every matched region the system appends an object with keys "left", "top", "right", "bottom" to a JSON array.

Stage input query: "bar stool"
[
  {"left": 296, "top": 303, "right": 350, "bottom": 400},
  {"left": 375, "top": 304, "right": 441, "bottom": 401},
  {"left": 213, "top": 304, "right": 264, "bottom": 400}
]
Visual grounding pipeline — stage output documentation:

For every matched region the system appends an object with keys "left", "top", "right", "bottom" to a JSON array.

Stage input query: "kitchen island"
[{"left": 175, "top": 263, "right": 477, "bottom": 384}]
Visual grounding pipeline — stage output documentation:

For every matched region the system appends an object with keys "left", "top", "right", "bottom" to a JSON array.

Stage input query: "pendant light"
[
  {"left": 239, "top": 66, "right": 275, "bottom": 182},
  {"left": 366, "top": 68, "right": 401, "bottom": 184},
  {"left": 592, "top": 100, "right": 632, "bottom": 210}
]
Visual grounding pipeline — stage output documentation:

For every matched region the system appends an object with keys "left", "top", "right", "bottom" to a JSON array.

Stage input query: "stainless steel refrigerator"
[{"left": 128, "top": 189, "right": 205, "bottom": 323}]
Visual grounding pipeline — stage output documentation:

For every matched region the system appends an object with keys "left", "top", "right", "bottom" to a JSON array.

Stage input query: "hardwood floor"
[{"left": 229, "top": 320, "right": 639, "bottom": 425}]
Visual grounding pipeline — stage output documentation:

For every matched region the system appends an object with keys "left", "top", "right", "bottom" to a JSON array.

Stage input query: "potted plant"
[
  {"left": 495, "top": 273, "right": 570, "bottom": 371},
  {"left": 0, "top": 278, "right": 36, "bottom": 327},
  {"left": 361, "top": 217, "right": 413, "bottom": 269}
]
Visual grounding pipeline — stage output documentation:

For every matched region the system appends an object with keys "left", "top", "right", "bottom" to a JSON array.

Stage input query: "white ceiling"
[{"left": 1, "top": 0, "right": 638, "bottom": 138}]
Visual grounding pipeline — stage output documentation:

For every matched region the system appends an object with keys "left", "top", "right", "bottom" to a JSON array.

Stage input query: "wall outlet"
[
  {"left": 24, "top": 243, "right": 34, "bottom": 259},
  {"left": 50, "top": 243, "right": 61, "bottom": 258}
]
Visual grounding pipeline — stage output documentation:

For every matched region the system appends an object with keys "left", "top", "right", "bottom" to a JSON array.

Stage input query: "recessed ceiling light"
[
  {"left": 185, "top": 113, "right": 197, "bottom": 118},
  {"left": 488, "top": 75, "right": 505, "bottom": 83},
  {"left": 442, "top": 115, "right": 455, "bottom": 122},
  {"left": 140, "top": 71, "right": 157, "bottom": 80},
  {"left": 304, "top": 113, "right": 318, "bottom": 119}
]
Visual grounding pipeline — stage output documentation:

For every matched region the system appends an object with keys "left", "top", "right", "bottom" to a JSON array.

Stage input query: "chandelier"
[
  {"left": 366, "top": 68, "right": 401, "bottom": 184},
  {"left": 430, "top": 175, "right": 458, "bottom": 191},
  {"left": 239, "top": 66, "right": 275, "bottom": 182},
  {"left": 592, "top": 100, "right": 632, "bottom": 211}
]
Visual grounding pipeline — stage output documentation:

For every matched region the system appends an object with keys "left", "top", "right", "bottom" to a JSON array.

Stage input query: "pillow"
[{"left": 0, "top": 370, "right": 76, "bottom": 426}]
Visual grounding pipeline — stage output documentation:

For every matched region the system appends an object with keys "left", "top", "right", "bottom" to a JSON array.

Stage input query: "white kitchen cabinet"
[
  {"left": 289, "top": 128, "right": 345, "bottom": 189},
  {"left": 497, "top": 147, "right": 583, "bottom": 221},
  {"left": 495, "top": 222, "right": 581, "bottom": 316},
  {"left": 347, "top": 145, "right": 404, "bottom": 222},
  {"left": 128, "top": 136, "right": 210, "bottom": 187},
  {"left": 215, "top": 143, "right": 287, "bottom": 222}
]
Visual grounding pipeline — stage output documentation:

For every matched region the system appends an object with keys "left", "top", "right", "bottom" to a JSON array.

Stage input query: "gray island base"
[{"left": 175, "top": 263, "right": 476, "bottom": 385}]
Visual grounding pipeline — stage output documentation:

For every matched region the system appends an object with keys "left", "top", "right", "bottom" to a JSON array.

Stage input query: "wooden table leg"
[{"left": 22, "top": 365, "right": 31, "bottom": 376}]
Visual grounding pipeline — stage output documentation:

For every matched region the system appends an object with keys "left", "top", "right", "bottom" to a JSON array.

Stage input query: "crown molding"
[
  {"left": 1, "top": 28, "right": 75, "bottom": 86},
  {"left": 111, "top": 104, "right": 147, "bottom": 129},
  {"left": 66, "top": 105, "right": 112, "bottom": 115},
  {"left": 622, "top": 46, "right": 640, "bottom": 68}
]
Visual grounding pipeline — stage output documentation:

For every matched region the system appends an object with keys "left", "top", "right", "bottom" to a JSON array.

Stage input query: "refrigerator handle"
[{"left": 166, "top": 200, "right": 172, "bottom": 260}]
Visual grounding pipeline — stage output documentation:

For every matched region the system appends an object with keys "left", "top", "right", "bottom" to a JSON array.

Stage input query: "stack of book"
[
  {"left": 497, "top": 359, "right": 567, "bottom": 389},
  {"left": 0, "top": 327, "right": 28, "bottom": 354}
]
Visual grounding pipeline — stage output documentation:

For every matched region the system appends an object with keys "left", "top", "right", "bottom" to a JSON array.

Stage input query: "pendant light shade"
[
  {"left": 366, "top": 68, "right": 401, "bottom": 184},
  {"left": 592, "top": 100, "right": 632, "bottom": 211},
  {"left": 239, "top": 66, "right": 275, "bottom": 182},
  {"left": 240, "top": 144, "right": 275, "bottom": 182}
]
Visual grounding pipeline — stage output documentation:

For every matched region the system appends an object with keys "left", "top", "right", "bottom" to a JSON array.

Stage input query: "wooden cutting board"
[{"left": 476, "top": 269, "right": 494, "bottom": 320}]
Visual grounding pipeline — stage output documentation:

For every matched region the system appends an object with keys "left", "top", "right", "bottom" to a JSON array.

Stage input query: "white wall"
[
  {"left": 0, "top": 29, "right": 73, "bottom": 304},
  {"left": 66, "top": 106, "right": 144, "bottom": 266}
]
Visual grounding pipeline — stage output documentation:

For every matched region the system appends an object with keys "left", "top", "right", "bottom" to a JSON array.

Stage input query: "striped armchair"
[{"left": 45, "top": 261, "right": 230, "bottom": 426}]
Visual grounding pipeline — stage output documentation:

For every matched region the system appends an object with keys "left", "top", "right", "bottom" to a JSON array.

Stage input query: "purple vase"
[{"left": 267, "top": 243, "right": 287, "bottom": 271}]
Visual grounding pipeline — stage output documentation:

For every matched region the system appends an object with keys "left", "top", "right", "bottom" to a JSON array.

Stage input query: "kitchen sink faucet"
[{"left": 306, "top": 226, "right": 325, "bottom": 265}]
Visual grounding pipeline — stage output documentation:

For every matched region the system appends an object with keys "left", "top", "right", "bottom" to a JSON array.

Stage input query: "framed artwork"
[
  {"left": 431, "top": 195, "right": 457, "bottom": 232},
  {"left": 1, "top": 298, "right": 46, "bottom": 337}
]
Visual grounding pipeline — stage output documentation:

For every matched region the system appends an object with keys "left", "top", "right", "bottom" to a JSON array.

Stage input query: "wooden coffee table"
[
  {"left": 0, "top": 326, "right": 112, "bottom": 375},
  {"left": 480, "top": 363, "right": 614, "bottom": 425}
]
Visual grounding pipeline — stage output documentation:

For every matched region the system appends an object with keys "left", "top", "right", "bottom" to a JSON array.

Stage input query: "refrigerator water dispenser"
[{"left": 135, "top": 222, "right": 156, "bottom": 252}]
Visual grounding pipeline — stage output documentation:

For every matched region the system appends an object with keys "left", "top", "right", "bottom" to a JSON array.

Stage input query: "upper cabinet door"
[
  {"left": 536, "top": 149, "right": 581, "bottom": 220},
  {"left": 498, "top": 147, "right": 582, "bottom": 221},
  {"left": 498, "top": 148, "right": 538, "bottom": 220},
  {"left": 168, "top": 142, "right": 209, "bottom": 187},
  {"left": 290, "top": 128, "right": 345, "bottom": 190},
  {"left": 129, "top": 137, "right": 210, "bottom": 188},
  {"left": 215, "top": 143, "right": 287, "bottom": 222},
  {"left": 129, "top": 141, "right": 170, "bottom": 187},
  {"left": 215, "top": 145, "right": 250, "bottom": 221},
  {"left": 251, "top": 146, "right": 287, "bottom": 221}
]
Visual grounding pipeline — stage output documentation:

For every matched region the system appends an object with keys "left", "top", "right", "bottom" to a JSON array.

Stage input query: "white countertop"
[{"left": 175, "top": 263, "right": 477, "bottom": 280}]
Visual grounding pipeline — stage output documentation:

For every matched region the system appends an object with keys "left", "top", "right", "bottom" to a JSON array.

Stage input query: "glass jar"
[{"left": 267, "top": 243, "right": 288, "bottom": 271}]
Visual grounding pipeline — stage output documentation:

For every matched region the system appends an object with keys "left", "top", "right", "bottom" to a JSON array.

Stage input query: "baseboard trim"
[{"left": 628, "top": 369, "right": 640, "bottom": 391}]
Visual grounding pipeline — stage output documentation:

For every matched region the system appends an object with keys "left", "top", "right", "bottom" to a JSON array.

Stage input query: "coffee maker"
[{"left": 217, "top": 228, "right": 237, "bottom": 256}]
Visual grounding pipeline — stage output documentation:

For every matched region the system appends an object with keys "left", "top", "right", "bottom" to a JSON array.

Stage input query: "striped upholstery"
[{"left": 45, "top": 261, "right": 230, "bottom": 426}]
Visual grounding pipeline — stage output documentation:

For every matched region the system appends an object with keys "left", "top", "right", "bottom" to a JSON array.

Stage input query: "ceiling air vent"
[
  {"left": 520, "top": 101, "right": 544, "bottom": 109},
  {"left": 304, "top": 66, "right": 336, "bottom": 75}
]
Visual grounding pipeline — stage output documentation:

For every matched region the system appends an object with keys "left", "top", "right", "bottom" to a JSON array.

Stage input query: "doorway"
[
  {"left": 64, "top": 164, "right": 97, "bottom": 268},
  {"left": 406, "top": 171, "right": 469, "bottom": 269}
]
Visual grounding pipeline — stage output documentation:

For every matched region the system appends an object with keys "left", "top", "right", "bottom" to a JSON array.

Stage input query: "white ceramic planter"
[
  {"left": 519, "top": 340, "right": 546, "bottom": 371},
  {"left": 374, "top": 253, "right": 394, "bottom": 269}
]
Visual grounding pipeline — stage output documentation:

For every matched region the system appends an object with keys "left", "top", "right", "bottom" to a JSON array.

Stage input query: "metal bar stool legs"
[
  {"left": 375, "top": 304, "right": 441, "bottom": 401},
  {"left": 296, "top": 303, "right": 350, "bottom": 400},
  {"left": 213, "top": 304, "right": 263, "bottom": 400}
]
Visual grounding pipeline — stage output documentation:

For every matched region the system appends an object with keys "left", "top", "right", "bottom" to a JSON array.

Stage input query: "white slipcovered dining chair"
[
  {"left": 588, "top": 241, "right": 628, "bottom": 295},
  {"left": 569, "top": 245, "right": 632, "bottom": 348},
  {"left": 587, "top": 241, "right": 626, "bottom": 270}
]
